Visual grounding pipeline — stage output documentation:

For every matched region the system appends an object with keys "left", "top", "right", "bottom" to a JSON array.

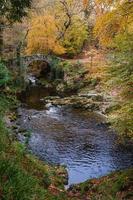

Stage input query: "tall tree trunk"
[{"left": 0, "top": 20, "right": 4, "bottom": 58}]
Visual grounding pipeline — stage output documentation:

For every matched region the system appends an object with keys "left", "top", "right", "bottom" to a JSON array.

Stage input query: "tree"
[
  {"left": 108, "top": 33, "right": 133, "bottom": 138},
  {"left": 94, "top": 0, "right": 133, "bottom": 47},
  {"left": 26, "top": 14, "right": 65, "bottom": 55},
  {"left": 0, "top": 0, "right": 32, "bottom": 57},
  {"left": 62, "top": 16, "right": 88, "bottom": 56},
  {"left": 0, "top": 0, "right": 31, "bottom": 22},
  {"left": 27, "top": 0, "right": 88, "bottom": 56},
  {"left": 83, "top": 0, "right": 92, "bottom": 19},
  {"left": 94, "top": 0, "right": 133, "bottom": 138}
]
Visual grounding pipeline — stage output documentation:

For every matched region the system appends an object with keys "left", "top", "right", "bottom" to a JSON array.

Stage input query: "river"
[{"left": 18, "top": 85, "right": 133, "bottom": 186}]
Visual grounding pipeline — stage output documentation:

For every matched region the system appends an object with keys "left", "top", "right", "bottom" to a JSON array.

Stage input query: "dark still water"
[{"left": 18, "top": 86, "right": 133, "bottom": 186}]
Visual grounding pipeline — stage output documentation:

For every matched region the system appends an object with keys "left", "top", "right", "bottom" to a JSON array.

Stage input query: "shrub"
[
  {"left": 107, "top": 33, "right": 133, "bottom": 139},
  {"left": 0, "top": 62, "right": 11, "bottom": 87}
]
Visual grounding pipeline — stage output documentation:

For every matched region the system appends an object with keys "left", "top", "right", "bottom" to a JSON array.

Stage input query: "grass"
[
  {"left": 0, "top": 93, "right": 67, "bottom": 200},
  {"left": 68, "top": 169, "right": 133, "bottom": 200}
]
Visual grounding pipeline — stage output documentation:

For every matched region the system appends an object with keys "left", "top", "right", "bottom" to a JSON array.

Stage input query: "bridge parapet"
[{"left": 6, "top": 54, "right": 64, "bottom": 68}]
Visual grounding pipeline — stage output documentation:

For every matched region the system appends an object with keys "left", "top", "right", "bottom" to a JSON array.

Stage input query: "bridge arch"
[
  {"left": 7, "top": 54, "right": 65, "bottom": 80},
  {"left": 27, "top": 60, "right": 51, "bottom": 79},
  {"left": 21, "top": 54, "right": 51, "bottom": 68}
]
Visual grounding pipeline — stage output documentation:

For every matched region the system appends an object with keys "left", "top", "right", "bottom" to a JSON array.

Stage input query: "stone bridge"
[
  {"left": 7, "top": 54, "right": 87, "bottom": 69},
  {"left": 6, "top": 54, "right": 66, "bottom": 81},
  {"left": 7, "top": 54, "right": 64, "bottom": 68}
]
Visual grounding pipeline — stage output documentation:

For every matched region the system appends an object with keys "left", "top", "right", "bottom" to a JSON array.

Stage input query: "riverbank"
[
  {"left": 17, "top": 82, "right": 133, "bottom": 184},
  {"left": 0, "top": 93, "right": 68, "bottom": 200},
  {"left": 0, "top": 59, "right": 132, "bottom": 199},
  {"left": 0, "top": 89, "right": 133, "bottom": 200},
  {"left": 67, "top": 168, "right": 133, "bottom": 200}
]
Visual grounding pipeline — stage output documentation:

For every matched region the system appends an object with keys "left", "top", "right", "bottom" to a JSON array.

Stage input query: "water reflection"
[
  {"left": 19, "top": 85, "right": 57, "bottom": 110},
  {"left": 18, "top": 104, "right": 133, "bottom": 186}
]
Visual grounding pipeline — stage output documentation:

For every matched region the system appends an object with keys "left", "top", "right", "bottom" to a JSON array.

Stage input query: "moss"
[{"left": 68, "top": 168, "right": 133, "bottom": 200}]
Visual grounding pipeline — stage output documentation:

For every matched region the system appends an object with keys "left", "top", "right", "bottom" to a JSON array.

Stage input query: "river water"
[{"left": 18, "top": 85, "right": 133, "bottom": 186}]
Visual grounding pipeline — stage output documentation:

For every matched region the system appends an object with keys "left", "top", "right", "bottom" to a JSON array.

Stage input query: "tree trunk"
[{"left": 0, "top": 20, "right": 4, "bottom": 58}]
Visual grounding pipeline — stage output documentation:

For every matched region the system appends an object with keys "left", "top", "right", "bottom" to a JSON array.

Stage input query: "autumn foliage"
[
  {"left": 94, "top": 0, "right": 133, "bottom": 138},
  {"left": 26, "top": 15, "right": 65, "bottom": 55},
  {"left": 26, "top": 0, "right": 88, "bottom": 56}
]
